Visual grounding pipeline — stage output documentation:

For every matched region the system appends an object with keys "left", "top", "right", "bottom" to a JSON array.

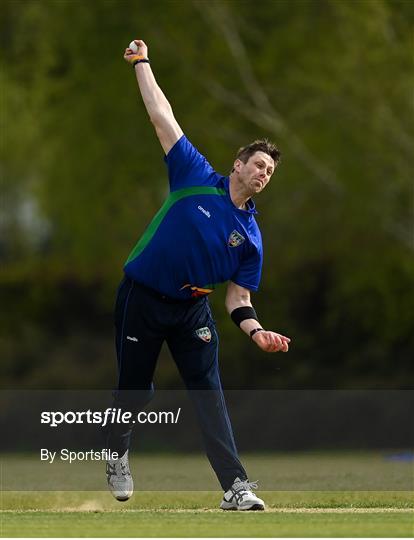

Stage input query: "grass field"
[{"left": 1, "top": 453, "right": 413, "bottom": 537}]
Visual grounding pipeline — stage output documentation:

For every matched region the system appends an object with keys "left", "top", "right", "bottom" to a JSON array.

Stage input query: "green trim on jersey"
[{"left": 125, "top": 186, "right": 227, "bottom": 265}]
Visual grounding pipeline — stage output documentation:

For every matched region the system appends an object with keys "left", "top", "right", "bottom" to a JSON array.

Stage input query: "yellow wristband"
[{"left": 129, "top": 54, "right": 150, "bottom": 67}]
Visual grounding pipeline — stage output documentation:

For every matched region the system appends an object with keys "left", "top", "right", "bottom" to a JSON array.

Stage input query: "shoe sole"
[
  {"left": 239, "top": 503, "right": 265, "bottom": 511},
  {"left": 108, "top": 489, "right": 133, "bottom": 502},
  {"left": 116, "top": 497, "right": 131, "bottom": 502},
  {"left": 220, "top": 503, "right": 265, "bottom": 511}
]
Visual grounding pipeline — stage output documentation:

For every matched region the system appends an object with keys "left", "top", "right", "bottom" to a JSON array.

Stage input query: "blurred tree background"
[{"left": 1, "top": 0, "right": 413, "bottom": 389}]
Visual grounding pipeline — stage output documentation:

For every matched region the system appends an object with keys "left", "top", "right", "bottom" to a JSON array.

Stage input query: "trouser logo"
[{"left": 195, "top": 327, "right": 212, "bottom": 343}]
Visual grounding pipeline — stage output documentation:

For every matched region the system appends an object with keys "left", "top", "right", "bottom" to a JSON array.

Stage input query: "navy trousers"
[{"left": 106, "top": 276, "right": 247, "bottom": 491}]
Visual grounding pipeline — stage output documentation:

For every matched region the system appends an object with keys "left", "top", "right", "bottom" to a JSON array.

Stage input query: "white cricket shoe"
[
  {"left": 106, "top": 450, "right": 133, "bottom": 501},
  {"left": 220, "top": 477, "right": 265, "bottom": 511}
]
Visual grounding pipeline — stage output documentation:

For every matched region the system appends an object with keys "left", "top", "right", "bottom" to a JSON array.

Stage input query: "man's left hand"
[{"left": 252, "top": 331, "right": 290, "bottom": 353}]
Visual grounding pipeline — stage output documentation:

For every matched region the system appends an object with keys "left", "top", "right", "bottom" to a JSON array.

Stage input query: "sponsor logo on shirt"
[
  {"left": 197, "top": 205, "right": 211, "bottom": 218},
  {"left": 228, "top": 230, "right": 245, "bottom": 247},
  {"left": 195, "top": 327, "right": 212, "bottom": 343}
]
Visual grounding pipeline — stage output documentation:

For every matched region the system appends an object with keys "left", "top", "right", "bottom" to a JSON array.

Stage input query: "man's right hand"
[{"left": 124, "top": 39, "right": 148, "bottom": 65}]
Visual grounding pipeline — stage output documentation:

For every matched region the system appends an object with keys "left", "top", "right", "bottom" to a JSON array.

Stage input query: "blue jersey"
[{"left": 124, "top": 136, "right": 263, "bottom": 299}]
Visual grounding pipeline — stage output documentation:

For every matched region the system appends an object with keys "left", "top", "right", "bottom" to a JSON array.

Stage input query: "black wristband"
[
  {"left": 250, "top": 328, "right": 265, "bottom": 339},
  {"left": 230, "top": 306, "right": 258, "bottom": 327},
  {"left": 133, "top": 58, "right": 150, "bottom": 67}
]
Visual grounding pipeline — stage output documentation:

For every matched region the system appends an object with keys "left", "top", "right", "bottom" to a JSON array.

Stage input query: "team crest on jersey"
[
  {"left": 195, "top": 327, "right": 212, "bottom": 343},
  {"left": 228, "top": 230, "right": 245, "bottom": 247}
]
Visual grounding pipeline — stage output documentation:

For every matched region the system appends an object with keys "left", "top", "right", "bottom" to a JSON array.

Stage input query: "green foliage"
[{"left": 1, "top": 0, "right": 413, "bottom": 388}]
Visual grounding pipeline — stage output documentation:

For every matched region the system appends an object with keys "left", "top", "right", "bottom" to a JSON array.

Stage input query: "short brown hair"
[{"left": 236, "top": 139, "right": 281, "bottom": 166}]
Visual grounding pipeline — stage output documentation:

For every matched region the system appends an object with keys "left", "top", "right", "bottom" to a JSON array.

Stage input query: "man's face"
[{"left": 234, "top": 151, "right": 275, "bottom": 194}]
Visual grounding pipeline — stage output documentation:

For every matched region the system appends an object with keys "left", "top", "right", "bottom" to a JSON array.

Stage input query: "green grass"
[
  {"left": 2, "top": 507, "right": 413, "bottom": 538},
  {"left": 3, "top": 451, "right": 412, "bottom": 491},
  {"left": 2, "top": 491, "right": 413, "bottom": 537},
  {"left": 1, "top": 453, "right": 413, "bottom": 537}
]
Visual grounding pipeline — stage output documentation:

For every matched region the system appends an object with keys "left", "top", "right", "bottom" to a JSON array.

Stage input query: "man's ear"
[{"left": 233, "top": 159, "right": 242, "bottom": 173}]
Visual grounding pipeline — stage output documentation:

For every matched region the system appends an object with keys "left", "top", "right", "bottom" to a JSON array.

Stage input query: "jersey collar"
[{"left": 224, "top": 177, "right": 258, "bottom": 215}]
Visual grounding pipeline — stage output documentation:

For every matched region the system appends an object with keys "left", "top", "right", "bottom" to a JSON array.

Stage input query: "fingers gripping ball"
[{"left": 129, "top": 41, "right": 138, "bottom": 53}]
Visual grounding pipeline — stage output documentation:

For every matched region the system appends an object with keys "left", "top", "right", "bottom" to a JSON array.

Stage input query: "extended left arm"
[{"left": 225, "top": 281, "right": 291, "bottom": 353}]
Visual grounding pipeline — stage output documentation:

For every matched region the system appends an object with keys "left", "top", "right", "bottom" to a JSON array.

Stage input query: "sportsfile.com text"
[{"left": 40, "top": 408, "right": 181, "bottom": 427}]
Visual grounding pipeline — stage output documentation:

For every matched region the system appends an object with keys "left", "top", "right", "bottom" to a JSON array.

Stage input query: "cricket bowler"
[{"left": 105, "top": 39, "right": 291, "bottom": 511}]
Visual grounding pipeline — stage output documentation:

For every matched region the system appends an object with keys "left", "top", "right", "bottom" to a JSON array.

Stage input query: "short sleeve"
[
  {"left": 164, "top": 135, "right": 218, "bottom": 191},
  {"left": 231, "top": 243, "right": 263, "bottom": 292}
]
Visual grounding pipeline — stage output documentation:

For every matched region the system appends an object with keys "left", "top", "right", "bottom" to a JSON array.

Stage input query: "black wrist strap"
[
  {"left": 250, "top": 328, "right": 265, "bottom": 339},
  {"left": 230, "top": 306, "right": 258, "bottom": 327},
  {"left": 133, "top": 58, "right": 150, "bottom": 67}
]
